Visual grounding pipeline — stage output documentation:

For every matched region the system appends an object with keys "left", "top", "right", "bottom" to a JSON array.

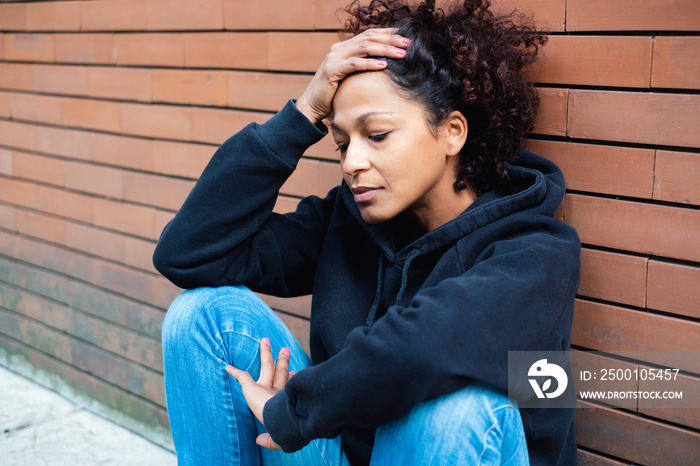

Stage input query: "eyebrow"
[{"left": 331, "top": 111, "right": 395, "bottom": 133}]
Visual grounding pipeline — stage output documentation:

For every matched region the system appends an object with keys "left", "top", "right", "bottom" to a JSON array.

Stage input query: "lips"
[{"left": 352, "top": 186, "right": 383, "bottom": 203}]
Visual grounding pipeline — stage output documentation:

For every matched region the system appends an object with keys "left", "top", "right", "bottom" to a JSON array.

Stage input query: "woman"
[{"left": 153, "top": 1, "right": 580, "bottom": 464}]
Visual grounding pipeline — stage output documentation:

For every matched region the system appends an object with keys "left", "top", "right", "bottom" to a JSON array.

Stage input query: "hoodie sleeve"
[
  {"left": 263, "top": 222, "right": 581, "bottom": 451},
  {"left": 153, "top": 99, "right": 333, "bottom": 296}
]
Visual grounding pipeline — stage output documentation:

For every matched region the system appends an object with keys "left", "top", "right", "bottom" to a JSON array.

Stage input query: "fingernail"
[
  {"left": 376, "top": 60, "right": 387, "bottom": 66},
  {"left": 262, "top": 337, "right": 270, "bottom": 346},
  {"left": 396, "top": 48, "right": 406, "bottom": 55},
  {"left": 290, "top": 371, "right": 297, "bottom": 376},
  {"left": 283, "top": 347, "right": 290, "bottom": 356},
  {"left": 226, "top": 365, "right": 233, "bottom": 370},
  {"left": 402, "top": 37, "right": 411, "bottom": 44}
]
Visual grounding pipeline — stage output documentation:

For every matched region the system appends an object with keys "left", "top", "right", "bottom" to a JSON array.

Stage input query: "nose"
[{"left": 341, "top": 142, "right": 371, "bottom": 177}]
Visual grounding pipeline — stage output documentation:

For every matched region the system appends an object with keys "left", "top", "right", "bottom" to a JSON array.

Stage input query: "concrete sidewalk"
[{"left": 0, "top": 366, "right": 176, "bottom": 465}]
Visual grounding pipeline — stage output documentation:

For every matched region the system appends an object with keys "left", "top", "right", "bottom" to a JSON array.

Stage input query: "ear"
[{"left": 442, "top": 111, "right": 468, "bottom": 157}]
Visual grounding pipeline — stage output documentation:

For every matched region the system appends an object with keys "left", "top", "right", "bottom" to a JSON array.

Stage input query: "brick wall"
[{"left": 0, "top": 0, "right": 698, "bottom": 461}]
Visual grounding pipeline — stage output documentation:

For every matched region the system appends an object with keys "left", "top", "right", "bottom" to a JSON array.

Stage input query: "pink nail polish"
[
  {"left": 262, "top": 337, "right": 270, "bottom": 346},
  {"left": 283, "top": 348, "right": 290, "bottom": 356},
  {"left": 376, "top": 60, "right": 387, "bottom": 66},
  {"left": 402, "top": 37, "right": 411, "bottom": 44},
  {"left": 290, "top": 371, "right": 297, "bottom": 376},
  {"left": 396, "top": 48, "right": 406, "bottom": 55}
]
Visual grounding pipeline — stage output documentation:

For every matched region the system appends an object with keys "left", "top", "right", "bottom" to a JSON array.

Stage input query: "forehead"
[{"left": 332, "top": 71, "right": 425, "bottom": 128}]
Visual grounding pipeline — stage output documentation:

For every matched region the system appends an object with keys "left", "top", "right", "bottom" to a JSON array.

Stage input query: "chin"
[{"left": 359, "top": 208, "right": 394, "bottom": 225}]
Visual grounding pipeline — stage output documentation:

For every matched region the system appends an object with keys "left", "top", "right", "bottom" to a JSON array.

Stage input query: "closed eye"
[
  {"left": 369, "top": 133, "right": 389, "bottom": 142},
  {"left": 335, "top": 143, "right": 349, "bottom": 152}
]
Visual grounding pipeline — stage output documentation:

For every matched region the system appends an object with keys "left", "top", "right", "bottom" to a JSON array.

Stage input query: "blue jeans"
[{"left": 162, "top": 286, "right": 529, "bottom": 465}]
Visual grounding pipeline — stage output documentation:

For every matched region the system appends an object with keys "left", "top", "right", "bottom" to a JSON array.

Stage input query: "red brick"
[
  {"left": 26, "top": 1, "right": 82, "bottom": 31},
  {"left": 184, "top": 32, "right": 268, "bottom": 69},
  {"left": 228, "top": 71, "right": 310, "bottom": 112},
  {"left": 0, "top": 63, "right": 34, "bottom": 92},
  {"left": 305, "top": 134, "right": 339, "bottom": 162},
  {"left": 639, "top": 372, "right": 700, "bottom": 430},
  {"left": 273, "top": 195, "right": 300, "bottom": 214},
  {"left": 13, "top": 151, "right": 66, "bottom": 186},
  {"left": 570, "top": 351, "right": 637, "bottom": 411},
  {"left": 147, "top": 0, "right": 223, "bottom": 31},
  {"left": 15, "top": 209, "right": 67, "bottom": 246},
  {"left": 62, "top": 97, "right": 122, "bottom": 133},
  {"left": 4, "top": 33, "right": 55, "bottom": 62},
  {"left": 88, "top": 67, "right": 152, "bottom": 102},
  {"left": 0, "top": 204, "right": 16, "bottom": 232},
  {"left": 10, "top": 92, "right": 63, "bottom": 125},
  {"left": 259, "top": 293, "right": 312, "bottom": 320},
  {"left": 0, "top": 3, "right": 26, "bottom": 31},
  {"left": 281, "top": 158, "right": 319, "bottom": 197},
  {"left": 122, "top": 172, "right": 194, "bottom": 211},
  {"left": 152, "top": 140, "right": 212, "bottom": 178},
  {"left": 93, "top": 198, "right": 157, "bottom": 240},
  {"left": 575, "top": 401, "right": 700, "bottom": 465},
  {"left": 121, "top": 102, "right": 192, "bottom": 140},
  {"left": 35, "top": 125, "right": 91, "bottom": 160},
  {"left": 647, "top": 261, "right": 700, "bottom": 320},
  {"left": 578, "top": 249, "right": 647, "bottom": 308},
  {"left": 0, "top": 148, "right": 12, "bottom": 176},
  {"left": 90, "top": 132, "right": 155, "bottom": 172},
  {"left": 490, "top": 0, "right": 566, "bottom": 32},
  {"left": 116, "top": 33, "right": 185, "bottom": 67},
  {"left": 0, "top": 178, "right": 39, "bottom": 208},
  {"left": 152, "top": 69, "right": 228, "bottom": 107},
  {"left": 32, "top": 64, "right": 88, "bottom": 96},
  {"left": 533, "top": 87, "right": 567, "bottom": 136},
  {"left": 155, "top": 209, "right": 174, "bottom": 236},
  {"left": 577, "top": 450, "right": 629, "bottom": 466},
  {"left": 653, "top": 150, "right": 700, "bottom": 205},
  {"left": 572, "top": 300, "right": 700, "bottom": 372},
  {"left": 0, "top": 333, "right": 170, "bottom": 428},
  {"left": 318, "top": 160, "right": 341, "bottom": 196},
  {"left": 268, "top": 32, "right": 339, "bottom": 72},
  {"left": 529, "top": 36, "right": 652, "bottom": 88},
  {"left": 0, "top": 120, "right": 36, "bottom": 151},
  {"left": 566, "top": 194, "right": 700, "bottom": 262},
  {"left": 524, "top": 140, "right": 655, "bottom": 199},
  {"left": 313, "top": 0, "right": 354, "bottom": 30},
  {"left": 567, "top": 0, "right": 700, "bottom": 32},
  {"left": 190, "top": 107, "right": 269, "bottom": 145},
  {"left": 224, "top": 0, "right": 313, "bottom": 30},
  {"left": 0, "top": 33, "right": 4, "bottom": 60},
  {"left": 81, "top": 0, "right": 149, "bottom": 31},
  {"left": 568, "top": 91, "right": 700, "bottom": 149},
  {"left": 652, "top": 37, "right": 700, "bottom": 90},
  {"left": 64, "top": 161, "right": 125, "bottom": 198},
  {"left": 55, "top": 33, "right": 117, "bottom": 64},
  {"left": 122, "top": 235, "right": 159, "bottom": 273},
  {"left": 36, "top": 184, "right": 94, "bottom": 224},
  {"left": 0, "top": 92, "right": 9, "bottom": 119}
]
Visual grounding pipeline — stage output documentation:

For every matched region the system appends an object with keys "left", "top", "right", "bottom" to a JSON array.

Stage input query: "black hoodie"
[{"left": 153, "top": 99, "right": 581, "bottom": 465}]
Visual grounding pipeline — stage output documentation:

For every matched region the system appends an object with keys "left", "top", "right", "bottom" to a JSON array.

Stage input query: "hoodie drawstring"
[
  {"left": 365, "top": 254, "right": 385, "bottom": 327},
  {"left": 365, "top": 249, "right": 420, "bottom": 327},
  {"left": 395, "top": 249, "right": 420, "bottom": 308}
]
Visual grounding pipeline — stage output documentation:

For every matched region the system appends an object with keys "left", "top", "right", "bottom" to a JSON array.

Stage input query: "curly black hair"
[{"left": 344, "top": 0, "right": 546, "bottom": 195}]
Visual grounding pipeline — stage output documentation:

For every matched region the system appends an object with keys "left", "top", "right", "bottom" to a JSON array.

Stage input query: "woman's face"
[{"left": 331, "top": 71, "right": 469, "bottom": 231}]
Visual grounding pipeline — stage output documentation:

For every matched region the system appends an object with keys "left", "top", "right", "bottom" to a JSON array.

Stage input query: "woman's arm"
[
  {"left": 153, "top": 29, "right": 410, "bottom": 294},
  {"left": 152, "top": 100, "right": 331, "bottom": 295},
  {"left": 261, "top": 224, "right": 581, "bottom": 451}
]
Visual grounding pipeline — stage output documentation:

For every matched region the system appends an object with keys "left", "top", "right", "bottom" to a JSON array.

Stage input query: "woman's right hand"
[{"left": 295, "top": 28, "right": 410, "bottom": 124}]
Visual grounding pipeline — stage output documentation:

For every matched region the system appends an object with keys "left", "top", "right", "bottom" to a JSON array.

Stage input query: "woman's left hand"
[{"left": 226, "top": 338, "right": 292, "bottom": 450}]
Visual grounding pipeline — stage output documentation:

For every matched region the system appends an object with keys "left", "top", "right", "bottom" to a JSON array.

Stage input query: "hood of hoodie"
[{"left": 340, "top": 149, "right": 565, "bottom": 263}]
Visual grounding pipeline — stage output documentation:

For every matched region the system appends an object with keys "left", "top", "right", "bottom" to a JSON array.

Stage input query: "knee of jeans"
[{"left": 161, "top": 286, "right": 254, "bottom": 349}]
